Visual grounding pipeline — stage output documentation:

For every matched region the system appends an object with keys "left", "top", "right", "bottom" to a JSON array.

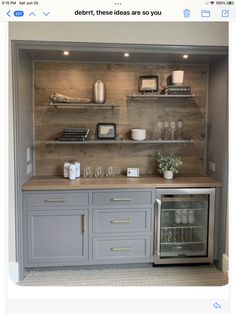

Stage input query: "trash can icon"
[{"left": 183, "top": 9, "right": 190, "bottom": 18}]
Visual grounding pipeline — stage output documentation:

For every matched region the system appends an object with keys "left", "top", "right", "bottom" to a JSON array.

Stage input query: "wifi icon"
[{"left": 210, "top": 1, "right": 215, "bottom": 4}]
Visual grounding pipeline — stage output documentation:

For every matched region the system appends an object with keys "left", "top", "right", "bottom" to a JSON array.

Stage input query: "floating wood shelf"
[
  {"left": 45, "top": 139, "right": 193, "bottom": 145},
  {"left": 49, "top": 102, "right": 120, "bottom": 110}
]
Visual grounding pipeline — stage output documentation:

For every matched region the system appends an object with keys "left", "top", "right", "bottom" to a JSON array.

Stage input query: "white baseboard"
[
  {"left": 222, "top": 253, "right": 229, "bottom": 273},
  {"left": 8, "top": 262, "right": 19, "bottom": 283}
]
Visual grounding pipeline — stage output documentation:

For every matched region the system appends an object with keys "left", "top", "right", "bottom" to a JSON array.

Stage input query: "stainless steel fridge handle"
[
  {"left": 155, "top": 198, "right": 162, "bottom": 208},
  {"left": 154, "top": 198, "right": 162, "bottom": 255}
]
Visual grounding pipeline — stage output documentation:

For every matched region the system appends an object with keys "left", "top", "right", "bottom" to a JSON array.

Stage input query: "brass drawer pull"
[
  {"left": 111, "top": 247, "right": 131, "bottom": 251},
  {"left": 111, "top": 198, "right": 133, "bottom": 201},
  {"left": 82, "top": 214, "right": 86, "bottom": 233},
  {"left": 44, "top": 199, "right": 66, "bottom": 202},
  {"left": 111, "top": 219, "right": 133, "bottom": 224}
]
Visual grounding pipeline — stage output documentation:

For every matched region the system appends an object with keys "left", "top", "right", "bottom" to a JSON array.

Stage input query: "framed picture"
[
  {"left": 97, "top": 123, "right": 116, "bottom": 139},
  {"left": 139, "top": 76, "right": 158, "bottom": 93}
]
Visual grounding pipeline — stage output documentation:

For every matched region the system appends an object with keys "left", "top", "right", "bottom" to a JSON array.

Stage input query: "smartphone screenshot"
[{"left": 0, "top": 1, "right": 235, "bottom": 313}]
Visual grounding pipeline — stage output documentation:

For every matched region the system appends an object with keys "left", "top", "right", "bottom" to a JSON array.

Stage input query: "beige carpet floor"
[{"left": 19, "top": 265, "right": 228, "bottom": 286}]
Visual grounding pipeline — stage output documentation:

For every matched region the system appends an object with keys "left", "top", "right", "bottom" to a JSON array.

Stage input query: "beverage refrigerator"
[{"left": 154, "top": 188, "right": 215, "bottom": 264}]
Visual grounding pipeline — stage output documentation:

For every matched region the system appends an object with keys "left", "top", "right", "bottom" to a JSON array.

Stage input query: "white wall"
[{"left": 8, "top": 22, "right": 228, "bottom": 268}]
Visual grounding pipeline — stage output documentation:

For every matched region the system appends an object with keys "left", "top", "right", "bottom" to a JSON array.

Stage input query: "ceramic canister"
[
  {"left": 69, "top": 164, "right": 76, "bottom": 180},
  {"left": 172, "top": 70, "right": 184, "bottom": 85},
  {"left": 63, "top": 162, "right": 70, "bottom": 178},
  {"left": 74, "top": 161, "right": 81, "bottom": 178},
  {"left": 94, "top": 80, "right": 106, "bottom": 104}
]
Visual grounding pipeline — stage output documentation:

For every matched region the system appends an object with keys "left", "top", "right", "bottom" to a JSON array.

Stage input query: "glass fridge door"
[{"left": 159, "top": 193, "right": 209, "bottom": 258}]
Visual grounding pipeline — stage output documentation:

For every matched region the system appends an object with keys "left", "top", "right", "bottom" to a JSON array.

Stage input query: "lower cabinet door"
[
  {"left": 25, "top": 209, "right": 88, "bottom": 266},
  {"left": 92, "top": 236, "right": 151, "bottom": 263}
]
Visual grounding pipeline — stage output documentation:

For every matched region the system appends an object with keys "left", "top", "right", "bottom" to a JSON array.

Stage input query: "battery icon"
[{"left": 227, "top": 1, "right": 234, "bottom": 4}]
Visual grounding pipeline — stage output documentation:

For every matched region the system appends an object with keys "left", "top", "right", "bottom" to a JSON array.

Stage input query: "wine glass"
[
  {"left": 156, "top": 122, "right": 163, "bottom": 140},
  {"left": 106, "top": 166, "right": 116, "bottom": 177},
  {"left": 94, "top": 166, "right": 104, "bottom": 178},
  {"left": 176, "top": 120, "right": 183, "bottom": 140},
  {"left": 163, "top": 121, "right": 170, "bottom": 140},
  {"left": 170, "top": 121, "right": 176, "bottom": 140},
  {"left": 83, "top": 166, "right": 93, "bottom": 178}
]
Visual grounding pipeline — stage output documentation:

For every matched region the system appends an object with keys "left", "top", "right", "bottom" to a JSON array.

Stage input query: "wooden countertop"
[{"left": 22, "top": 175, "right": 222, "bottom": 191}]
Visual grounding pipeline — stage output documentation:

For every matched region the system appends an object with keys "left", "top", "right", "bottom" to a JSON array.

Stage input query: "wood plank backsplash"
[{"left": 34, "top": 62, "right": 208, "bottom": 176}]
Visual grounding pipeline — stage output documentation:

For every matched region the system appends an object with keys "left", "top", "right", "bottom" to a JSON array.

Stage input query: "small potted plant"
[{"left": 156, "top": 152, "right": 183, "bottom": 179}]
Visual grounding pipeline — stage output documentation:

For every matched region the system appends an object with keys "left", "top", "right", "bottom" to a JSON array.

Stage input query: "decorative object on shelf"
[
  {"left": 94, "top": 166, "right": 104, "bottom": 178},
  {"left": 94, "top": 80, "right": 106, "bottom": 104},
  {"left": 131, "top": 129, "right": 146, "bottom": 141},
  {"left": 49, "top": 92, "right": 91, "bottom": 103},
  {"left": 138, "top": 76, "right": 158, "bottom": 94},
  {"left": 83, "top": 166, "right": 93, "bottom": 178},
  {"left": 127, "top": 168, "right": 140, "bottom": 177},
  {"left": 172, "top": 70, "right": 184, "bottom": 85},
  {"left": 156, "top": 122, "right": 163, "bottom": 140},
  {"left": 105, "top": 166, "right": 116, "bottom": 177},
  {"left": 59, "top": 128, "right": 90, "bottom": 141},
  {"left": 97, "top": 123, "right": 116, "bottom": 139},
  {"left": 170, "top": 121, "right": 176, "bottom": 140},
  {"left": 63, "top": 162, "right": 70, "bottom": 178},
  {"left": 63, "top": 161, "right": 80, "bottom": 179},
  {"left": 175, "top": 120, "right": 183, "bottom": 140},
  {"left": 74, "top": 161, "right": 81, "bottom": 178},
  {"left": 69, "top": 164, "right": 76, "bottom": 180},
  {"left": 162, "top": 122, "right": 171, "bottom": 140},
  {"left": 156, "top": 152, "right": 183, "bottom": 180},
  {"left": 163, "top": 85, "right": 191, "bottom": 95}
]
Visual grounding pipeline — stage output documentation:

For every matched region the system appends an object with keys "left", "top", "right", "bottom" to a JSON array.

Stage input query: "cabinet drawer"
[
  {"left": 93, "top": 208, "right": 151, "bottom": 233},
  {"left": 92, "top": 190, "right": 152, "bottom": 206},
  {"left": 93, "top": 237, "right": 151, "bottom": 261},
  {"left": 25, "top": 192, "right": 89, "bottom": 207}
]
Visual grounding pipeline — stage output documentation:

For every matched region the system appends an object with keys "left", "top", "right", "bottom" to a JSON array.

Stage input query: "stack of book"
[
  {"left": 59, "top": 128, "right": 90, "bottom": 141},
  {"left": 163, "top": 85, "right": 191, "bottom": 95}
]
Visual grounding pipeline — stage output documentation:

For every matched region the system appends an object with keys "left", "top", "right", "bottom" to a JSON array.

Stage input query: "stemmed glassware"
[
  {"left": 175, "top": 120, "right": 183, "bottom": 140},
  {"left": 94, "top": 166, "right": 104, "bottom": 178},
  {"left": 83, "top": 166, "right": 93, "bottom": 178},
  {"left": 163, "top": 121, "right": 170, "bottom": 140},
  {"left": 156, "top": 122, "right": 163, "bottom": 140},
  {"left": 157, "top": 120, "right": 183, "bottom": 140},
  {"left": 170, "top": 121, "right": 176, "bottom": 140},
  {"left": 106, "top": 166, "right": 116, "bottom": 177}
]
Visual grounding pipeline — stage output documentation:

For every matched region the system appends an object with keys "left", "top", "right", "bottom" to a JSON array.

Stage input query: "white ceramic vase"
[
  {"left": 172, "top": 70, "right": 184, "bottom": 85},
  {"left": 164, "top": 170, "right": 174, "bottom": 180}
]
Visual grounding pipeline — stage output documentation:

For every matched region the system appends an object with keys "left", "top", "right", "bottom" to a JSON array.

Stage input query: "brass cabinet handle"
[
  {"left": 111, "top": 198, "right": 133, "bottom": 201},
  {"left": 111, "top": 247, "right": 131, "bottom": 251},
  {"left": 111, "top": 219, "right": 133, "bottom": 224},
  {"left": 82, "top": 214, "right": 86, "bottom": 233},
  {"left": 44, "top": 199, "right": 66, "bottom": 202}
]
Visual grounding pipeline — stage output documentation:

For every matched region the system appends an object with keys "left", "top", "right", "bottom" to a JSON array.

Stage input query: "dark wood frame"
[
  {"left": 139, "top": 75, "right": 158, "bottom": 93},
  {"left": 97, "top": 123, "right": 116, "bottom": 139}
]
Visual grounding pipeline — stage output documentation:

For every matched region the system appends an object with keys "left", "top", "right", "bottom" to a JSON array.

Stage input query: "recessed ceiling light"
[
  {"left": 63, "top": 51, "right": 70, "bottom": 56},
  {"left": 183, "top": 54, "right": 189, "bottom": 59},
  {"left": 124, "top": 52, "right": 130, "bottom": 58}
]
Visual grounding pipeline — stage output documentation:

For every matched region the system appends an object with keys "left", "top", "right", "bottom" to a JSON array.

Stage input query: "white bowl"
[{"left": 131, "top": 129, "right": 146, "bottom": 140}]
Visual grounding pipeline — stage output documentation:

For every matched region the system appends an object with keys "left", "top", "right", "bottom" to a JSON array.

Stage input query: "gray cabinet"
[
  {"left": 23, "top": 191, "right": 89, "bottom": 267},
  {"left": 91, "top": 189, "right": 154, "bottom": 264},
  {"left": 23, "top": 188, "right": 154, "bottom": 268},
  {"left": 26, "top": 209, "right": 88, "bottom": 266},
  {"left": 92, "top": 236, "right": 151, "bottom": 262}
]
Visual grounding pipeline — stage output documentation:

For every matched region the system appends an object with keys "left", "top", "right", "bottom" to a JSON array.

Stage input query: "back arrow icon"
[{"left": 7, "top": 10, "right": 11, "bottom": 17}]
